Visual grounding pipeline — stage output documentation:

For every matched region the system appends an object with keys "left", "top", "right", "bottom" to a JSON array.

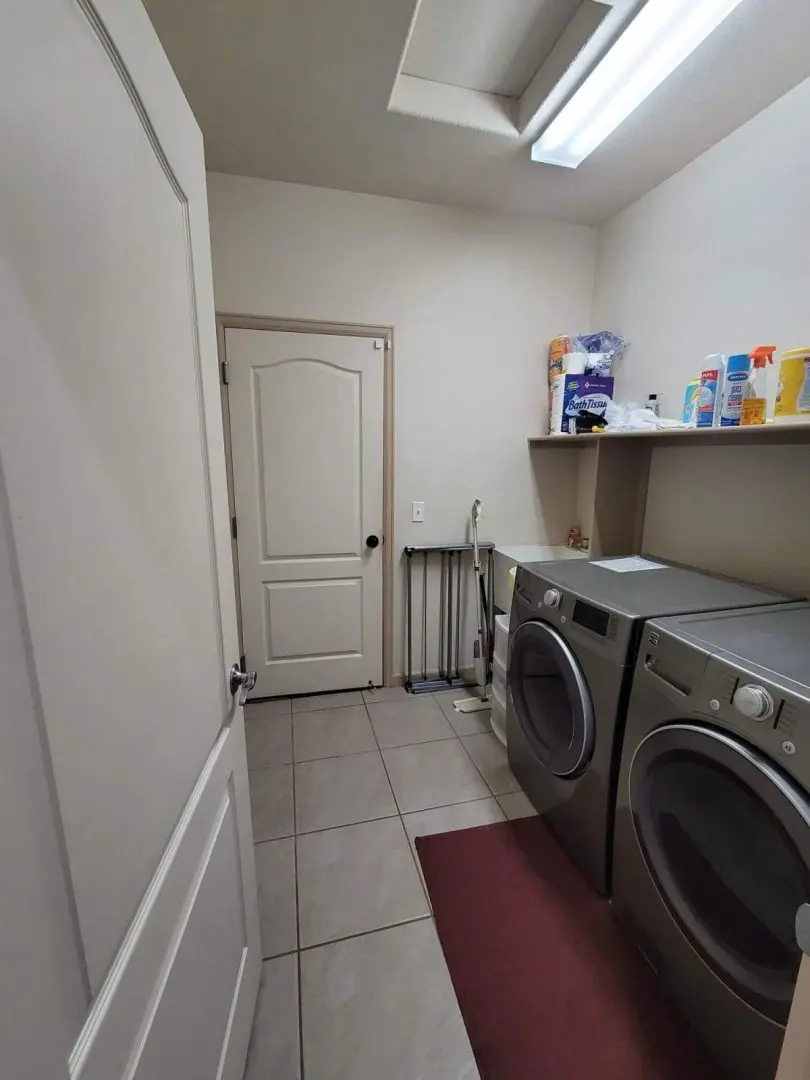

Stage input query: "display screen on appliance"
[{"left": 573, "top": 600, "right": 610, "bottom": 637}]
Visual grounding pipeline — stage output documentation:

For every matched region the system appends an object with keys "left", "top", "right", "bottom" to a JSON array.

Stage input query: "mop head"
[{"left": 453, "top": 689, "right": 491, "bottom": 713}]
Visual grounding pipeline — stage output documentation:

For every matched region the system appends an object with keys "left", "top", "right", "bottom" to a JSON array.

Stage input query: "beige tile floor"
[{"left": 242, "top": 686, "right": 536, "bottom": 1080}]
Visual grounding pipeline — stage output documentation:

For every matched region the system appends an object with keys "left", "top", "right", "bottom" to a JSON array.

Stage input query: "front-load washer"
[
  {"left": 612, "top": 602, "right": 810, "bottom": 1080},
  {"left": 506, "top": 556, "right": 793, "bottom": 896}
]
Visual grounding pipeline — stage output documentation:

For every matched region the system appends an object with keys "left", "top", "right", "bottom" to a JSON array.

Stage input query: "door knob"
[
  {"left": 365, "top": 534, "right": 380, "bottom": 549},
  {"left": 229, "top": 663, "right": 257, "bottom": 706},
  {"left": 796, "top": 904, "right": 810, "bottom": 956}
]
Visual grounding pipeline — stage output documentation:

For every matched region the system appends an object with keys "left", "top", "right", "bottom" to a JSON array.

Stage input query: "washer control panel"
[
  {"left": 543, "top": 588, "right": 562, "bottom": 609},
  {"left": 732, "top": 684, "right": 775, "bottom": 722}
]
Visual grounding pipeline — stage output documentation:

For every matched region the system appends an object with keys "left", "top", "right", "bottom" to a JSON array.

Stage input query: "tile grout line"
[
  {"left": 291, "top": 787, "right": 509, "bottom": 841},
  {"left": 289, "top": 713, "right": 306, "bottom": 1080},
  {"left": 363, "top": 700, "right": 433, "bottom": 910},
  {"left": 298, "top": 913, "right": 433, "bottom": 956},
  {"left": 454, "top": 727, "right": 504, "bottom": 800},
  {"left": 290, "top": 733, "right": 458, "bottom": 766}
]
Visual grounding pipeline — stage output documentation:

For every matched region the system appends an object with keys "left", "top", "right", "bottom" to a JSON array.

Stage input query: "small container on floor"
[
  {"left": 491, "top": 677, "right": 507, "bottom": 746},
  {"left": 494, "top": 613, "right": 510, "bottom": 669}
]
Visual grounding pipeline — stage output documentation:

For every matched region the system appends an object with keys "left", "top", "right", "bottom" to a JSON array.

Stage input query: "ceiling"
[
  {"left": 401, "top": 0, "right": 588, "bottom": 97},
  {"left": 143, "top": 0, "right": 810, "bottom": 226}
]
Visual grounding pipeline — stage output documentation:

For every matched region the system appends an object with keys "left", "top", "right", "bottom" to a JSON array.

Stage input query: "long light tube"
[{"left": 531, "top": 0, "right": 747, "bottom": 168}]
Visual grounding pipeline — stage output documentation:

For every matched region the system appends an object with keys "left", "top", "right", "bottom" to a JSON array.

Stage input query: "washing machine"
[
  {"left": 612, "top": 602, "right": 810, "bottom": 1080},
  {"left": 506, "top": 556, "right": 793, "bottom": 896}
]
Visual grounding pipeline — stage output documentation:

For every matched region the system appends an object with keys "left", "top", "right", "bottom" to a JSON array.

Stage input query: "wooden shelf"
[
  {"left": 528, "top": 421, "right": 810, "bottom": 561},
  {"left": 528, "top": 423, "right": 810, "bottom": 449}
]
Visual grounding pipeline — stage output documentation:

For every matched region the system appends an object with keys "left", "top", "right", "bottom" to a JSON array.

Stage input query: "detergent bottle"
[{"left": 741, "top": 345, "right": 776, "bottom": 425}]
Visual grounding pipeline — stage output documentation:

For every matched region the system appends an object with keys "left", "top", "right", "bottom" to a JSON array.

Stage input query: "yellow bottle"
[
  {"left": 740, "top": 345, "right": 775, "bottom": 426},
  {"left": 774, "top": 347, "right": 810, "bottom": 424}
]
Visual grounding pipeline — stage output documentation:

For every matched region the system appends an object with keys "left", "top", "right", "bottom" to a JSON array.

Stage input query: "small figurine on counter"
[{"left": 566, "top": 526, "right": 590, "bottom": 552}]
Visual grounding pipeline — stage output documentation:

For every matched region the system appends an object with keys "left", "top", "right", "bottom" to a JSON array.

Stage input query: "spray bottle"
[
  {"left": 719, "top": 354, "right": 751, "bottom": 426},
  {"left": 741, "top": 345, "right": 776, "bottom": 426}
]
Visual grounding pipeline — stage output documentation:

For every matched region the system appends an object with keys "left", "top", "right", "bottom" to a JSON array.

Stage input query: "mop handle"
[{"left": 471, "top": 499, "right": 482, "bottom": 571}]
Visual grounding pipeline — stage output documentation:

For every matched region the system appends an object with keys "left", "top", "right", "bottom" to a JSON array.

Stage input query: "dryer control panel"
[{"left": 512, "top": 568, "right": 632, "bottom": 665}]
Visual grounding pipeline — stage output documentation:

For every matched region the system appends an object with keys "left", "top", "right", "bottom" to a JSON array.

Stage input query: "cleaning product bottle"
[
  {"left": 774, "top": 347, "right": 810, "bottom": 424},
  {"left": 719, "top": 354, "right": 751, "bottom": 426},
  {"left": 741, "top": 345, "right": 776, "bottom": 426},
  {"left": 696, "top": 355, "right": 726, "bottom": 428},
  {"left": 682, "top": 379, "right": 700, "bottom": 425}
]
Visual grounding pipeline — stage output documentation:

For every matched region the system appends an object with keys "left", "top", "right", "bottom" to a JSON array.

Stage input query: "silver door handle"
[
  {"left": 229, "top": 663, "right": 257, "bottom": 706},
  {"left": 796, "top": 904, "right": 810, "bottom": 956}
]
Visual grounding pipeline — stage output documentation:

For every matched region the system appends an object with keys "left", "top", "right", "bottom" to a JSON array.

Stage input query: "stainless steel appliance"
[
  {"left": 612, "top": 602, "right": 810, "bottom": 1080},
  {"left": 506, "top": 556, "right": 792, "bottom": 895}
]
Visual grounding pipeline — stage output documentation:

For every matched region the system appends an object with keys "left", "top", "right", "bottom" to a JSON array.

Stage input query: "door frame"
[{"left": 216, "top": 313, "right": 395, "bottom": 689}]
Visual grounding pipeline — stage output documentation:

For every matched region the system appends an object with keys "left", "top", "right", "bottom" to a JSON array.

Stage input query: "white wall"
[
  {"left": 207, "top": 174, "right": 596, "bottom": 676},
  {"left": 593, "top": 77, "right": 810, "bottom": 596}
]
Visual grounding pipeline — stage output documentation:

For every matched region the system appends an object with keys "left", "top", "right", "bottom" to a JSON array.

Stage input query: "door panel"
[
  {"left": 256, "top": 360, "right": 363, "bottom": 557},
  {"left": 0, "top": 468, "right": 79, "bottom": 1080},
  {"left": 265, "top": 577, "right": 364, "bottom": 660},
  {"left": 2, "top": 0, "right": 222, "bottom": 986},
  {"left": 1, "top": 0, "right": 259, "bottom": 1075},
  {"left": 74, "top": 724, "right": 259, "bottom": 1080},
  {"left": 227, "top": 329, "right": 384, "bottom": 696}
]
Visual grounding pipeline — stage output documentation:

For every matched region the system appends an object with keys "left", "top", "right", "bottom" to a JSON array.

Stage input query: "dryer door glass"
[
  {"left": 630, "top": 723, "right": 810, "bottom": 1024},
  {"left": 508, "top": 620, "right": 594, "bottom": 777}
]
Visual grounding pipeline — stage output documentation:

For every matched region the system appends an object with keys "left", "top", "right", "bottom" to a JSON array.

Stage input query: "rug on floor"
[{"left": 415, "top": 816, "right": 722, "bottom": 1080}]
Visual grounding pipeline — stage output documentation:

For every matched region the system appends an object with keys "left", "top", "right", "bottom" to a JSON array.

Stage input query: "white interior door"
[
  {"left": 0, "top": 2, "right": 260, "bottom": 1077},
  {"left": 776, "top": 953, "right": 810, "bottom": 1080},
  {"left": 226, "top": 329, "right": 384, "bottom": 698}
]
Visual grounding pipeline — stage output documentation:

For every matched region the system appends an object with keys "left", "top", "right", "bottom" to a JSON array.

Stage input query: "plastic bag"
[
  {"left": 572, "top": 331, "right": 626, "bottom": 378},
  {"left": 603, "top": 399, "right": 686, "bottom": 432}
]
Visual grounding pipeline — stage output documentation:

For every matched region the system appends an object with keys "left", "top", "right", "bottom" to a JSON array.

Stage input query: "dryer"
[
  {"left": 612, "top": 602, "right": 810, "bottom": 1080},
  {"left": 506, "top": 556, "right": 792, "bottom": 895}
]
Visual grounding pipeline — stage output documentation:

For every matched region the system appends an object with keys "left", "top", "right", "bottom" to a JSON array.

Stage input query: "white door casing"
[
  {"left": 1, "top": 1, "right": 259, "bottom": 1077},
  {"left": 226, "top": 329, "right": 385, "bottom": 697}
]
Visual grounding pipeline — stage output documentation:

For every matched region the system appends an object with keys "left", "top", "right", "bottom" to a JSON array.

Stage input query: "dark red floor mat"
[{"left": 416, "top": 816, "right": 722, "bottom": 1080}]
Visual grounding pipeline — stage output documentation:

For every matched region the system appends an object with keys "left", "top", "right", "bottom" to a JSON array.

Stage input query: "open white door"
[
  {"left": 0, "top": 2, "right": 260, "bottom": 1077},
  {"left": 226, "top": 329, "right": 385, "bottom": 698},
  {"left": 776, "top": 952, "right": 810, "bottom": 1080}
]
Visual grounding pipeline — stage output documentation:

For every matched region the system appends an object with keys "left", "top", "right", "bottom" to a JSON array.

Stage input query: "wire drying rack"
[{"left": 404, "top": 542, "right": 495, "bottom": 694}]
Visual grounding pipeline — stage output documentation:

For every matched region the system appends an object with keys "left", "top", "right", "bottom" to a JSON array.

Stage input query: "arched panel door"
[{"left": 226, "top": 329, "right": 385, "bottom": 697}]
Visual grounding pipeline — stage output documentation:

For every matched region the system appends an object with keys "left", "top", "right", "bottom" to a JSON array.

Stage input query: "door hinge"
[
  {"left": 221, "top": 359, "right": 230, "bottom": 385},
  {"left": 231, "top": 515, "right": 238, "bottom": 540}
]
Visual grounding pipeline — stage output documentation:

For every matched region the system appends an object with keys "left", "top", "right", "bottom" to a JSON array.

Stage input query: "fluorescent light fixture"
[{"left": 532, "top": 0, "right": 747, "bottom": 168}]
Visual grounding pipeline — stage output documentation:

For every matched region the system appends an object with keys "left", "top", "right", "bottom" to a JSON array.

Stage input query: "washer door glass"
[
  {"left": 630, "top": 723, "right": 810, "bottom": 1024},
  {"left": 508, "top": 620, "right": 594, "bottom": 778}
]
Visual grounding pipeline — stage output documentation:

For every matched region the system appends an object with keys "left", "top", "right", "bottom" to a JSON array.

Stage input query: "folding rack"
[{"left": 403, "top": 542, "right": 495, "bottom": 694}]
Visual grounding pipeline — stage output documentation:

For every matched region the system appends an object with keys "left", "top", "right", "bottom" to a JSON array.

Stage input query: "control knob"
[
  {"left": 543, "top": 588, "right": 562, "bottom": 609},
  {"left": 733, "top": 684, "right": 775, "bottom": 722}
]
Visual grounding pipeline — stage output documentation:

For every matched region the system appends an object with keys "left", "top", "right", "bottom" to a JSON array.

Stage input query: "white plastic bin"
[
  {"left": 494, "top": 613, "right": 510, "bottom": 670},
  {"left": 492, "top": 654, "right": 507, "bottom": 697},
  {"left": 490, "top": 676, "right": 507, "bottom": 746}
]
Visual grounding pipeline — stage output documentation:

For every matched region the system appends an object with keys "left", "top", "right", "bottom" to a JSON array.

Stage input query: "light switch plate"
[{"left": 411, "top": 501, "right": 425, "bottom": 523}]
